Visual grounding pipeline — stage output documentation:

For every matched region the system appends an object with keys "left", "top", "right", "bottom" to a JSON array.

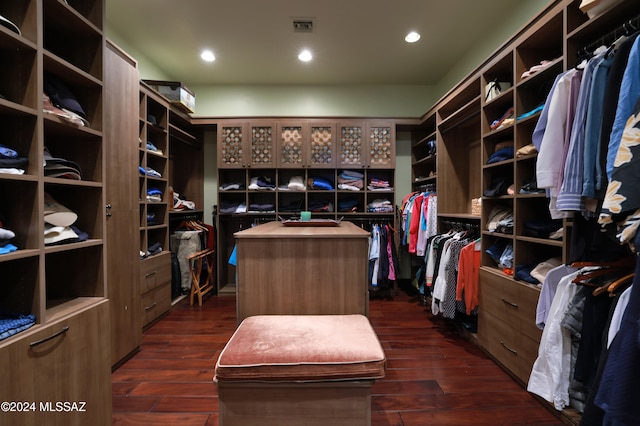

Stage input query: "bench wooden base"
[{"left": 218, "top": 380, "right": 373, "bottom": 426}]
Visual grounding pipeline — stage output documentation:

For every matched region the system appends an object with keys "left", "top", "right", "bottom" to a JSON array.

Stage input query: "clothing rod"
[
  {"left": 581, "top": 14, "right": 640, "bottom": 57},
  {"left": 438, "top": 110, "right": 480, "bottom": 135}
]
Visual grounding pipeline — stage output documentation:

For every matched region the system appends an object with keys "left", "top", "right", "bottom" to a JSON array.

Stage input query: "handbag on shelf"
[{"left": 485, "top": 79, "right": 512, "bottom": 102}]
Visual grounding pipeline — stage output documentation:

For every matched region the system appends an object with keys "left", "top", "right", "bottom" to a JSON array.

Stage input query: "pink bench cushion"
[{"left": 215, "top": 314, "right": 386, "bottom": 382}]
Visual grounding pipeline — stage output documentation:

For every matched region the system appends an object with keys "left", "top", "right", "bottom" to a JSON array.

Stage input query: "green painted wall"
[{"left": 106, "top": 1, "right": 551, "bottom": 229}]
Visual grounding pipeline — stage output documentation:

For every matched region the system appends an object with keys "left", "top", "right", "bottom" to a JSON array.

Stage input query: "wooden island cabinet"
[{"left": 234, "top": 221, "right": 370, "bottom": 323}]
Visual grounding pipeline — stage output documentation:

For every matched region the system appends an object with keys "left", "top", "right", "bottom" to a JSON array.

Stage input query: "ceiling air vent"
[{"left": 293, "top": 19, "right": 314, "bottom": 33}]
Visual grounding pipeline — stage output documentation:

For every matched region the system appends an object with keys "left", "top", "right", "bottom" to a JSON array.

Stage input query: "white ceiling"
[{"left": 105, "top": 0, "right": 533, "bottom": 86}]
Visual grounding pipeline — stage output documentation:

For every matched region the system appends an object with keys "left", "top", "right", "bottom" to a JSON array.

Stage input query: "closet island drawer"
[
  {"left": 141, "top": 282, "right": 171, "bottom": 327},
  {"left": 478, "top": 269, "right": 542, "bottom": 342},
  {"left": 140, "top": 251, "right": 171, "bottom": 293},
  {"left": 478, "top": 309, "right": 540, "bottom": 384}
]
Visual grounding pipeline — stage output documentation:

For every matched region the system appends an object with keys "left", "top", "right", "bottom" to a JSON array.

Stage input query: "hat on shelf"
[
  {"left": 43, "top": 147, "right": 83, "bottom": 180},
  {"left": 0, "top": 14, "right": 21, "bottom": 35},
  {"left": 44, "top": 224, "right": 79, "bottom": 245},
  {"left": 44, "top": 192, "right": 77, "bottom": 227},
  {"left": 43, "top": 73, "right": 86, "bottom": 118}
]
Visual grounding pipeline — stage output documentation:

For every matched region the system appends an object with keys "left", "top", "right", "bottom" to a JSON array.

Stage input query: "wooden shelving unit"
[
  {"left": 0, "top": 0, "right": 111, "bottom": 424},
  {"left": 407, "top": 1, "right": 639, "bottom": 423}
]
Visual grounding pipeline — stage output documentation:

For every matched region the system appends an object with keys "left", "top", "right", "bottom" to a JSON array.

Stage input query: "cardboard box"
[{"left": 144, "top": 80, "right": 195, "bottom": 114}]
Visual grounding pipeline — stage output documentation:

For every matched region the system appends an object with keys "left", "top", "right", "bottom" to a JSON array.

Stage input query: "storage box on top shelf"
[{"left": 143, "top": 80, "right": 195, "bottom": 114}]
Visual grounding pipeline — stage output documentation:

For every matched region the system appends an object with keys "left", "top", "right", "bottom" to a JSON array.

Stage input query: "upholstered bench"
[{"left": 214, "top": 314, "right": 386, "bottom": 426}]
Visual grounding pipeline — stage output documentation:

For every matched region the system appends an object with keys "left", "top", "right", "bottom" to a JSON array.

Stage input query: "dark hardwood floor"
[{"left": 112, "top": 289, "right": 564, "bottom": 425}]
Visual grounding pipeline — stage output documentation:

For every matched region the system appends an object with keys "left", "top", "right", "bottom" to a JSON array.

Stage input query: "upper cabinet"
[
  {"left": 277, "top": 121, "right": 337, "bottom": 169},
  {"left": 366, "top": 122, "right": 396, "bottom": 169},
  {"left": 337, "top": 121, "right": 396, "bottom": 169},
  {"left": 218, "top": 121, "right": 247, "bottom": 169},
  {"left": 248, "top": 121, "right": 277, "bottom": 168},
  {"left": 337, "top": 121, "right": 366, "bottom": 168},
  {"left": 308, "top": 121, "right": 337, "bottom": 168},
  {"left": 217, "top": 121, "right": 276, "bottom": 169}
]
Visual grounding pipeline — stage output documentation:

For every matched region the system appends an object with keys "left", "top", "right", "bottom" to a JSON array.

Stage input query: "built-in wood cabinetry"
[
  {"left": 105, "top": 40, "right": 141, "bottom": 366},
  {"left": 410, "top": 113, "right": 437, "bottom": 191},
  {"left": 277, "top": 121, "right": 337, "bottom": 169},
  {"left": 138, "top": 84, "right": 205, "bottom": 324},
  {"left": 216, "top": 118, "right": 396, "bottom": 293},
  {"left": 0, "top": 0, "right": 111, "bottom": 423},
  {"left": 409, "top": 0, "right": 639, "bottom": 423},
  {"left": 234, "top": 221, "right": 370, "bottom": 323},
  {"left": 217, "top": 121, "right": 277, "bottom": 169},
  {"left": 0, "top": 301, "right": 111, "bottom": 425},
  {"left": 337, "top": 121, "right": 396, "bottom": 169},
  {"left": 138, "top": 85, "right": 171, "bottom": 327}
]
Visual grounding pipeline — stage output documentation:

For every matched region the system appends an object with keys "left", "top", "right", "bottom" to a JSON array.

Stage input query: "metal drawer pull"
[
  {"left": 145, "top": 302, "right": 157, "bottom": 312},
  {"left": 500, "top": 341, "right": 518, "bottom": 355},
  {"left": 30, "top": 326, "right": 70, "bottom": 347},
  {"left": 145, "top": 271, "right": 156, "bottom": 278},
  {"left": 501, "top": 298, "right": 518, "bottom": 308}
]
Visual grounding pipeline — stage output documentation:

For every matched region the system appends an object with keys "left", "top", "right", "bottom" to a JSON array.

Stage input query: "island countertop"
[{"left": 234, "top": 220, "right": 370, "bottom": 239}]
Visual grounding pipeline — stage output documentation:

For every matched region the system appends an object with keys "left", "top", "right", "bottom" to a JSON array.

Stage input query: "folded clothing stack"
[
  {"left": 490, "top": 107, "right": 515, "bottom": 130},
  {"left": 287, "top": 176, "right": 305, "bottom": 191},
  {"left": 308, "top": 199, "right": 334, "bottom": 212},
  {"left": 367, "top": 199, "right": 393, "bottom": 213},
  {"left": 0, "top": 143, "right": 28, "bottom": 175},
  {"left": 484, "top": 174, "right": 514, "bottom": 197},
  {"left": 219, "top": 182, "right": 245, "bottom": 191},
  {"left": 338, "top": 197, "right": 360, "bottom": 212},
  {"left": 485, "top": 239, "right": 514, "bottom": 273},
  {"left": 219, "top": 201, "right": 246, "bottom": 214},
  {"left": 486, "top": 206, "right": 514, "bottom": 234},
  {"left": 338, "top": 170, "right": 364, "bottom": 191},
  {"left": 523, "top": 219, "right": 563, "bottom": 239},
  {"left": 487, "top": 146, "right": 514, "bottom": 164},
  {"left": 308, "top": 176, "right": 334, "bottom": 190},
  {"left": 248, "top": 176, "right": 276, "bottom": 190},
  {"left": 368, "top": 177, "right": 392, "bottom": 191},
  {"left": 43, "top": 74, "right": 89, "bottom": 128},
  {"left": 147, "top": 187, "right": 163, "bottom": 202},
  {"left": 0, "top": 313, "right": 35, "bottom": 341},
  {"left": 248, "top": 203, "right": 275, "bottom": 213},
  {"left": 0, "top": 214, "right": 17, "bottom": 255}
]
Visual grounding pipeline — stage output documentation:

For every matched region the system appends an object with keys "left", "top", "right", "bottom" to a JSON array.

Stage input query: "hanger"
[
  {"left": 623, "top": 20, "right": 637, "bottom": 36},
  {"left": 606, "top": 272, "right": 635, "bottom": 296}
]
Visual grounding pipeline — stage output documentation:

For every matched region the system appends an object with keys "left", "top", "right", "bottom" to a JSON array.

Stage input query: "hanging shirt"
[
  {"left": 408, "top": 194, "right": 424, "bottom": 253},
  {"left": 456, "top": 239, "right": 481, "bottom": 315},
  {"left": 606, "top": 36, "right": 640, "bottom": 181},
  {"left": 599, "top": 96, "right": 640, "bottom": 247},
  {"left": 536, "top": 70, "right": 576, "bottom": 219},
  {"left": 556, "top": 54, "right": 603, "bottom": 212},
  {"left": 527, "top": 270, "right": 580, "bottom": 410},
  {"left": 582, "top": 54, "right": 614, "bottom": 201}
]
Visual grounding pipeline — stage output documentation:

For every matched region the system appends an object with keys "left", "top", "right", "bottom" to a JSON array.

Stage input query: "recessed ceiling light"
[
  {"left": 298, "top": 49, "right": 312, "bottom": 62},
  {"left": 405, "top": 31, "right": 421, "bottom": 43},
  {"left": 201, "top": 50, "right": 215, "bottom": 62}
]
